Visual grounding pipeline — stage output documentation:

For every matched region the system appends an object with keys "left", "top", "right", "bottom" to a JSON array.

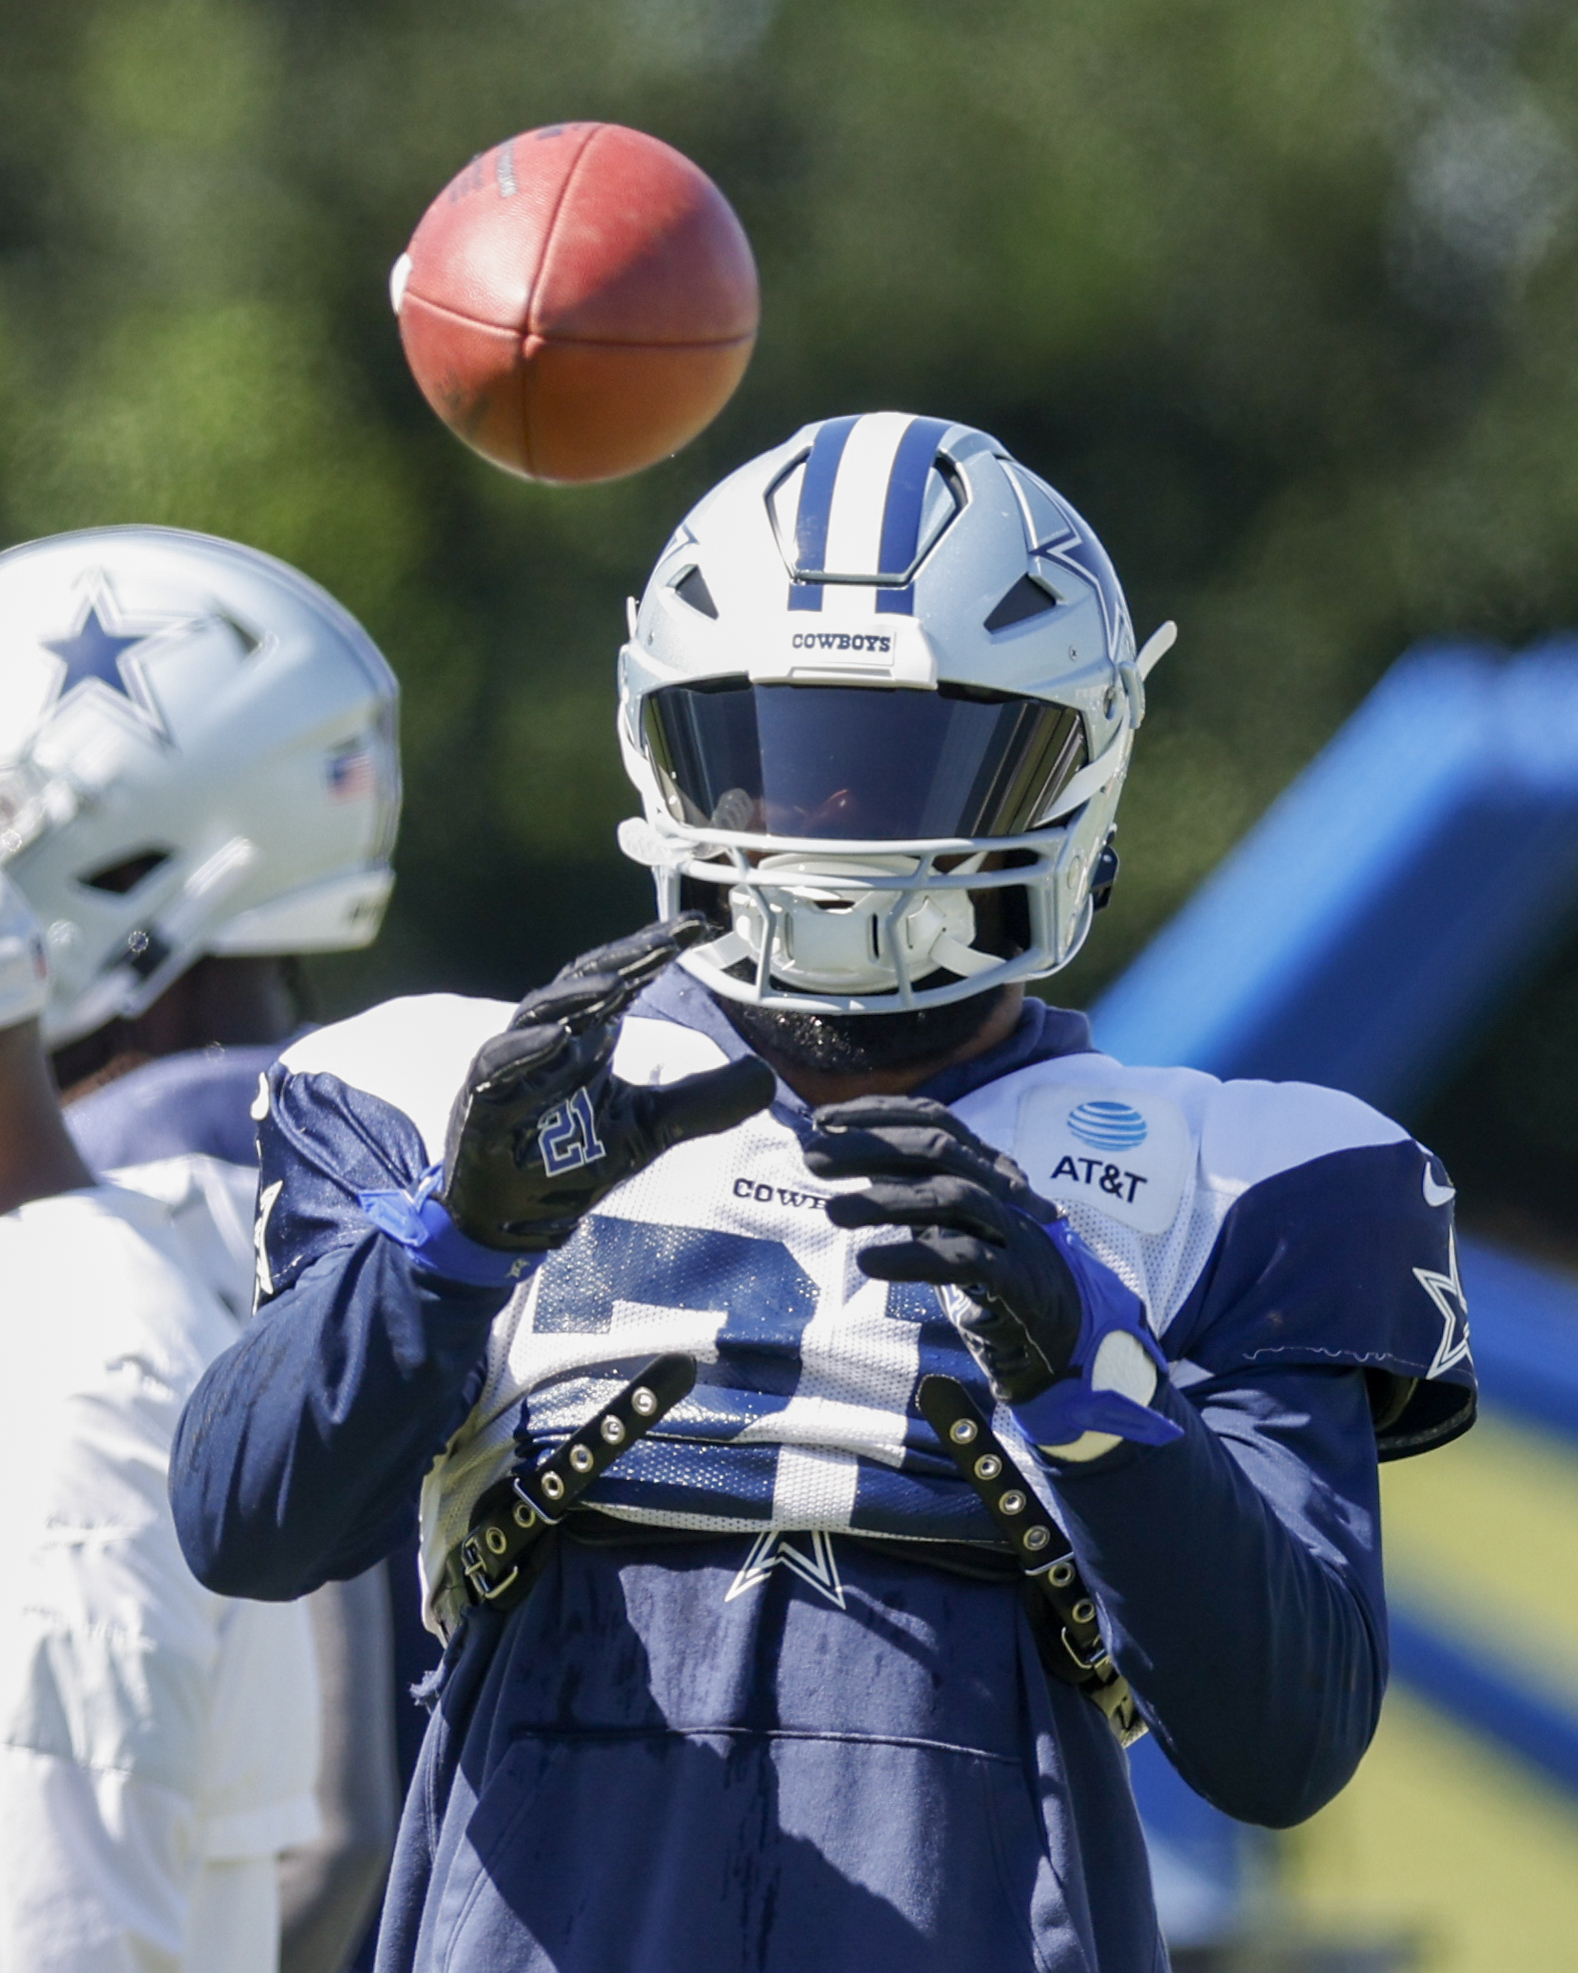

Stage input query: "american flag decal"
[{"left": 327, "top": 741, "right": 374, "bottom": 801}]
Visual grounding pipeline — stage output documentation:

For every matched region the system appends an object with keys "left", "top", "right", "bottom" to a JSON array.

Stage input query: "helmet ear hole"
[
  {"left": 672, "top": 566, "right": 719, "bottom": 619},
  {"left": 984, "top": 574, "right": 1058, "bottom": 632},
  {"left": 77, "top": 848, "right": 172, "bottom": 895}
]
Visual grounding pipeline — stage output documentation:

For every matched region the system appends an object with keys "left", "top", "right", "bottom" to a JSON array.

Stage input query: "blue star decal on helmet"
[
  {"left": 38, "top": 582, "right": 190, "bottom": 742},
  {"left": 1031, "top": 499, "right": 1135, "bottom": 663},
  {"left": 42, "top": 603, "right": 148, "bottom": 699}
]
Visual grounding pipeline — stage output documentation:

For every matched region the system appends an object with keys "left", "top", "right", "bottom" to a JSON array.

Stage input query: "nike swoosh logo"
[{"left": 1423, "top": 1170, "right": 1456, "bottom": 1209}]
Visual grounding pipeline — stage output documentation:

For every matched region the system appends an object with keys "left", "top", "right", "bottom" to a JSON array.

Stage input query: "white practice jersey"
[
  {"left": 0, "top": 1183, "right": 319, "bottom": 1973},
  {"left": 272, "top": 982, "right": 1471, "bottom": 1634}
]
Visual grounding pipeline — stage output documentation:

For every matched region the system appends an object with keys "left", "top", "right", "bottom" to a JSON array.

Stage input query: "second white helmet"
[
  {"left": 617, "top": 411, "right": 1173, "bottom": 1013},
  {"left": 0, "top": 526, "right": 400, "bottom": 1045}
]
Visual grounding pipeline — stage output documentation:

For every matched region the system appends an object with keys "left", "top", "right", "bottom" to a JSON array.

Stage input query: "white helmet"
[
  {"left": 0, "top": 526, "right": 400, "bottom": 1045},
  {"left": 0, "top": 873, "right": 48, "bottom": 1031},
  {"left": 617, "top": 411, "right": 1174, "bottom": 1013}
]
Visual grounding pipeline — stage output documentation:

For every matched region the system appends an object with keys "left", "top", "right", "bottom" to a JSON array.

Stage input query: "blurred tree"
[{"left": 3, "top": 0, "right": 1578, "bottom": 1029}]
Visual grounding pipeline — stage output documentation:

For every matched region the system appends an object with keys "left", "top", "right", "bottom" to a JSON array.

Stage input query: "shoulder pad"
[
  {"left": 1170, "top": 1137, "right": 1474, "bottom": 1460},
  {"left": 960, "top": 1054, "right": 1408, "bottom": 1233},
  {"left": 612, "top": 1014, "right": 731, "bottom": 1085},
  {"left": 959, "top": 1053, "right": 1468, "bottom": 1458},
  {"left": 1196, "top": 1075, "right": 1408, "bottom": 1191},
  {"left": 281, "top": 994, "right": 513, "bottom": 1164}
]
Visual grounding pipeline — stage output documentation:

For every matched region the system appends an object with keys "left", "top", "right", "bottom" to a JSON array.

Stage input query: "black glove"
[
  {"left": 442, "top": 915, "right": 774, "bottom": 1252},
  {"left": 803, "top": 1096, "right": 1082, "bottom": 1405}
]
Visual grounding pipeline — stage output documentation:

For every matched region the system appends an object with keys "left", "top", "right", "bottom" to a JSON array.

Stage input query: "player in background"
[
  {"left": 0, "top": 526, "right": 403, "bottom": 1973},
  {"left": 0, "top": 873, "right": 322, "bottom": 1971},
  {"left": 170, "top": 416, "right": 1477, "bottom": 1973}
]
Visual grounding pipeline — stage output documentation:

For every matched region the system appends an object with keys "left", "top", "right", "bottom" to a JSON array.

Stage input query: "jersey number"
[{"left": 534, "top": 1217, "right": 818, "bottom": 1395}]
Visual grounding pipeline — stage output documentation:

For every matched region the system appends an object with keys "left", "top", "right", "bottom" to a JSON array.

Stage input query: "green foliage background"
[{"left": 4, "top": 0, "right": 1578, "bottom": 1221}]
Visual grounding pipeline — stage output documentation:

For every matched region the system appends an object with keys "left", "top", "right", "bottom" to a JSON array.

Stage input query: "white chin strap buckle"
[{"left": 721, "top": 854, "right": 997, "bottom": 994}]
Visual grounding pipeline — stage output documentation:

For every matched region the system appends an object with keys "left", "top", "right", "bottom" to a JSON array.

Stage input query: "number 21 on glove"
[{"left": 537, "top": 1086, "right": 607, "bottom": 1176}]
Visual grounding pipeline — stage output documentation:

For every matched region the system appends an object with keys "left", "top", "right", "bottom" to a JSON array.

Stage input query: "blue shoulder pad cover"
[
  {"left": 1166, "top": 1139, "right": 1475, "bottom": 1459},
  {"left": 257, "top": 1061, "right": 433, "bottom": 1301},
  {"left": 261, "top": 1066, "right": 541, "bottom": 1290}
]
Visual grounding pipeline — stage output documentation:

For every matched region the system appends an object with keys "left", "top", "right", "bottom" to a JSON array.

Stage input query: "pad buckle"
[
  {"left": 449, "top": 1353, "right": 697, "bottom": 1619},
  {"left": 918, "top": 1374, "right": 1148, "bottom": 1748}
]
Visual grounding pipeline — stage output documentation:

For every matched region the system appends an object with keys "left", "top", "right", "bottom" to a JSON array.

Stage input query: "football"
[{"left": 391, "top": 123, "right": 759, "bottom": 484}]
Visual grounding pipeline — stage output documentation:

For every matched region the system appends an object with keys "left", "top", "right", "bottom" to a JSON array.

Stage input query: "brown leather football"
[{"left": 392, "top": 124, "right": 759, "bottom": 484}]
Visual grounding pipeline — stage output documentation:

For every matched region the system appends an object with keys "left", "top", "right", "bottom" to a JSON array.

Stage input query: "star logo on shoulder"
[
  {"left": 1414, "top": 1228, "right": 1471, "bottom": 1379},
  {"left": 1031, "top": 499, "right": 1135, "bottom": 663},
  {"left": 725, "top": 1529, "right": 845, "bottom": 1610}
]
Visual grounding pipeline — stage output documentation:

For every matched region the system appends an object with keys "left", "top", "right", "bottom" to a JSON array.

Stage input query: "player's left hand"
[
  {"left": 804, "top": 1097, "right": 1081, "bottom": 1402},
  {"left": 804, "top": 1097, "right": 1181, "bottom": 1453}
]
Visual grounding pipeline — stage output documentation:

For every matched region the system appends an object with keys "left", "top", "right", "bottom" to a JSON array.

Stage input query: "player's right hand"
[{"left": 441, "top": 915, "right": 774, "bottom": 1253}]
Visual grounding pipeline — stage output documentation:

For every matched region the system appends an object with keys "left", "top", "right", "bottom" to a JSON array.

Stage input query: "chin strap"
[
  {"left": 918, "top": 1374, "right": 1147, "bottom": 1746},
  {"left": 700, "top": 850, "right": 1002, "bottom": 997}
]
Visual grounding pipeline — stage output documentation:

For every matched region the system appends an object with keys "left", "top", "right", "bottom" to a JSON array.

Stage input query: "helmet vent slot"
[
  {"left": 985, "top": 575, "right": 1058, "bottom": 633},
  {"left": 78, "top": 848, "right": 172, "bottom": 895},
  {"left": 672, "top": 566, "right": 719, "bottom": 619}
]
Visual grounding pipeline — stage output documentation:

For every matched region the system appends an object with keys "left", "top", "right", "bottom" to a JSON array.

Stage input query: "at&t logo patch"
[
  {"left": 1065, "top": 1100, "right": 1148, "bottom": 1152},
  {"left": 1015, "top": 1085, "right": 1190, "bottom": 1235}
]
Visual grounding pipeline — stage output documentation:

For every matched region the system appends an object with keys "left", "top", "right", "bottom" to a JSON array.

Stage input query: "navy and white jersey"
[{"left": 255, "top": 967, "right": 1473, "bottom": 1630}]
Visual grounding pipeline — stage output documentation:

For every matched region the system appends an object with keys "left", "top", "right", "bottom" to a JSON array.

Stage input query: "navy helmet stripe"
[
  {"left": 876, "top": 416, "right": 953, "bottom": 583},
  {"left": 787, "top": 583, "right": 824, "bottom": 613},
  {"left": 793, "top": 415, "right": 861, "bottom": 575}
]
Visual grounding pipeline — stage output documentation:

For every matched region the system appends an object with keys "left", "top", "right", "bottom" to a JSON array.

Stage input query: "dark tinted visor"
[{"left": 644, "top": 680, "right": 1087, "bottom": 840}]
